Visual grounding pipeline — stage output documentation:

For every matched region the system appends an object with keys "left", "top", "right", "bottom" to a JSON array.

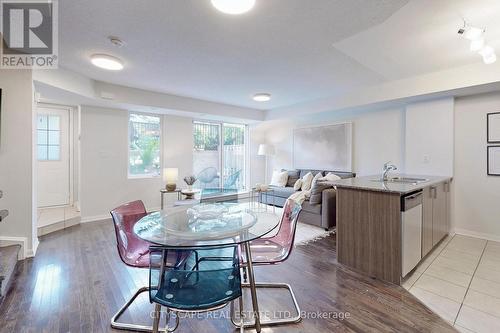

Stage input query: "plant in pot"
[{"left": 184, "top": 175, "right": 197, "bottom": 191}]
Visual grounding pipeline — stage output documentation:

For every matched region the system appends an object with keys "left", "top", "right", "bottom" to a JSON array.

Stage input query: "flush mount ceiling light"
[
  {"left": 90, "top": 54, "right": 124, "bottom": 70},
  {"left": 253, "top": 93, "right": 271, "bottom": 102},
  {"left": 211, "top": 0, "right": 255, "bottom": 14}
]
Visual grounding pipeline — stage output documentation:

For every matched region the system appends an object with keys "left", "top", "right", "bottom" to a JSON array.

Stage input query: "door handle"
[{"left": 431, "top": 186, "right": 437, "bottom": 199}]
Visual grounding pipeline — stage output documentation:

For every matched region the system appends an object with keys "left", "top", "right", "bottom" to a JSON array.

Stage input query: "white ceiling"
[
  {"left": 334, "top": 0, "right": 500, "bottom": 80},
  {"left": 57, "top": 0, "right": 499, "bottom": 111},
  {"left": 58, "top": 0, "right": 408, "bottom": 110}
]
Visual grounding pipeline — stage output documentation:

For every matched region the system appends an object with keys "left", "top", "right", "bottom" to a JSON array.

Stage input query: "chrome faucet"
[{"left": 382, "top": 162, "right": 398, "bottom": 181}]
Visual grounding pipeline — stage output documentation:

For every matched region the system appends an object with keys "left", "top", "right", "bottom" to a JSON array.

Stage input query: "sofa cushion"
[
  {"left": 309, "top": 181, "right": 333, "bottom": 205},
  {"left": 326, "top": 171, "right": 356, "bottom": 179},
  {"left": 285, "top": 169, "right": 300, "bottom": 187},
  {"left": 299, "top": 169, "right": 324, "bottom": 179},
  {"left": 269, "top": 186, "right": 296, "bottom": 198},
  {"left": 321, "top": 172, "right": 341, "bottom": 182},
  {"left": 301, "top": 200, "right": 322, "bottom": 215}
]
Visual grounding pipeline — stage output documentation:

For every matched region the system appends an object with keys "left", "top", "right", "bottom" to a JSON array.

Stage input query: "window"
[
  {"left": 128, "top": 113, "right": 161, "bottom": 177},
  {"left": 37, "top": 115, "right": 60, "bottom": 161},
  {"left": 193, "top": 121, "right": 247, "bottom": 191}
]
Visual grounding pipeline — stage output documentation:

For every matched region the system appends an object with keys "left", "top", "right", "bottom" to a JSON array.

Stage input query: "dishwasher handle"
[{"left": 402, "top": 191, "right": 423, "bottom": 211}]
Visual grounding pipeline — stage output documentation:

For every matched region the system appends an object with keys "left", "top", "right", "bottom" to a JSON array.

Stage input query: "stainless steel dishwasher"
[{"left": 401, "top": 191, "right": 423, "bottom": 277}]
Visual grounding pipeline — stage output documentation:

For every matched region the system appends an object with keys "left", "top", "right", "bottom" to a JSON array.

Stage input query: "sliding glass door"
[
  {"left": 193, "top": 121, "right": 221, "bottom": 189},
  {"left": 193, "top": 121, "right": 246, "bottom": 191},
  {"left": 222, "top": 123, "right": 246, "bottom": 190}
]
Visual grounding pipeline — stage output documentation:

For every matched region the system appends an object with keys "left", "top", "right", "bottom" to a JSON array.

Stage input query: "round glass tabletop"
[{"left": 133, "top": 202, "right": 281, "bottom": 247}]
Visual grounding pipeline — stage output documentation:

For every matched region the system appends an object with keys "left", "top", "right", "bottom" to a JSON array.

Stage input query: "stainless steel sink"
[{"left": 371, "top": 177, "right": 429, "bottom": 184}]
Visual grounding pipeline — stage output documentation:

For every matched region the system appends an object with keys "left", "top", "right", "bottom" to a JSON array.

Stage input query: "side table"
[
  {"left": 250, "top": 188, "right": 275, "bottom": 214},
  {"left": 160, "top": 189, "right": 181, "bottom": 210}
]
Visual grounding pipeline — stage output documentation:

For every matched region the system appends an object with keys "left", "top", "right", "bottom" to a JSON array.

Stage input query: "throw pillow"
[
  {"left": 309, "top": 181, "right": 332, "bottom": 205},
  {"left": 270, "top": 170, "right": 288, "bottom": 187},
  {"left": 285, "top": 169, "right": 300, "bottom": 187},
  {"left": 301, "top": 172, "right": 314, "bottom": 191},
  {"left": 293, "top": 179, "right": 302, "bottom": 191},
  {"left": 321, "top": 172, "right": 341, "bottom": 182},
  {"left": 311, "top": 172, "right": 323, "bottom": 187}
]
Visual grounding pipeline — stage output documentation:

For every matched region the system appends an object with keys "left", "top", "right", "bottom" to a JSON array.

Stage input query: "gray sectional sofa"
[{"left": 260, "top": 169, "right": 356, "bottom": 230}]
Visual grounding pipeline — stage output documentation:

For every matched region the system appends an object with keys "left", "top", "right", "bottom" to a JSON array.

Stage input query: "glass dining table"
[{"left": 133, "top": 201, "right": 281, "bottom": 332}]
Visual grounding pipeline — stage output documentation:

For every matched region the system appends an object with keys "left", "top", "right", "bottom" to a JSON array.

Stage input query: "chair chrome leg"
[
  {"left": 152, "top": 304, "right": 162, "bottom": 333},
  {"left": 238, "top": 295, "right": 245, "bottom": 333},
  {"left": 111, "top": 286, "right": 175, "bottom": 333},
  {"left": 230, "top": 282, "right": 302, "bottom": 329}
]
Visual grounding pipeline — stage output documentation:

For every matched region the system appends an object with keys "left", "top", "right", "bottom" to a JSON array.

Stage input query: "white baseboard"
[
  {"left": 0, "top": 236, "right": 30, "bottom": 260},
  {"left": 454, "top": 228, "right": 500, "bottom": 242}
]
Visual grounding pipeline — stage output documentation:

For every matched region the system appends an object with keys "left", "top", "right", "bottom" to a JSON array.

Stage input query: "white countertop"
[{"left": 328, "top": 174, "right": 452, "bottom": 195}]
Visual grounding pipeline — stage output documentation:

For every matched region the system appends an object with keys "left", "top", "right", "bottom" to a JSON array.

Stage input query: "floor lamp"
[{"left": 258, "top": 143, "right": 275, "bottom": 185}]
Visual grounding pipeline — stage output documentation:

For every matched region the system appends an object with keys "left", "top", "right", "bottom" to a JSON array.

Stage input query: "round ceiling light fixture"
[
  {"left": 253, "top": 93, "right": 271, "bottom": 102},
  {"left": 211, "top": 0, "right": 255, "bottom": 15},
  {"left": 90, "top": 54, "right": 124, "bottom": 71}
]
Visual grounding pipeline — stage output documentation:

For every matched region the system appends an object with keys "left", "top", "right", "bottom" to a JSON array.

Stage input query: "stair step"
[{"left": 0, "top": 244, "right": 21, "bottom": 302}]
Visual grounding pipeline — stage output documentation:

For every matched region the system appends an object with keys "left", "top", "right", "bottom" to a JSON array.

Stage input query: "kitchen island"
[{"left": 330, "top": 175, "right": 452, "bottom": 285}]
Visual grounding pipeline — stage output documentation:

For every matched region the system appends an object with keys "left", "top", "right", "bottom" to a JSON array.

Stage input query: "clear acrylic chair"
[
  {"left": 231, "top": 199, "right": 303, "bottom": 329},
  {"left": 110, "top": 200, "right": 186, "bottom": 332},
  {"left": 149, "top": 245, "right": 243, "bottom": 333}
]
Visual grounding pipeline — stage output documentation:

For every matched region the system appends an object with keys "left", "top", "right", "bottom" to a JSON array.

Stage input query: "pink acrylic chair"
[
  {"left": 231, "top": 199, "right": 303, "bottom": 329},
  {"left": 110, "top": 200, "right": 184, "bottom": 332}
]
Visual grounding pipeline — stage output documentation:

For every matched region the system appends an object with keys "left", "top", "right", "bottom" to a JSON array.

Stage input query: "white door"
[{"left": 37, "top": 107, "right": 70, "bottom": 207}]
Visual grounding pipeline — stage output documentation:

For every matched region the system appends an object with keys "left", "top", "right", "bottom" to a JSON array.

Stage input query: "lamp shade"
[
  {"left": 163, "top": 168, "right": 179, "bottom": 184},
  {"left": 257, "top": 144, "right": 275, "bottom": 156}
]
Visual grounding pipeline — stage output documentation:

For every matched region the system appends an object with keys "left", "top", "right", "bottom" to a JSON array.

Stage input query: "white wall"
[
  {"left": 256, "top": 107, "right": 405, "bottom": 178},
  {"left": 405, "top": 97, "right": 454, "bottom": 176},
  {"left": 249, "top": 124, "right": 266, "bottom": 185},
  {"left": 0, "top": 70, "right": 36, "bottom": 257},
  {"left": 454, "top": 92, "right": 500, "bottom": 241},
  {"left": 163, "top": 115, "right": 194, "bottom": 186},
  {"left": 80, "top": 106, "right": 193, "bottom": 220}
]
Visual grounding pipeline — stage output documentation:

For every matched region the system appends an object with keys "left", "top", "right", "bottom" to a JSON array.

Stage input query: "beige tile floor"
[
  {"left": 402, "top": 234, "right": 500, "bottom": 332},
  {"left": 37, "top": 206, "right": 81, "bottom": 236}
]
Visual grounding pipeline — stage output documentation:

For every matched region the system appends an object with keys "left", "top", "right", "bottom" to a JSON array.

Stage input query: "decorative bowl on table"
[{"left": 187, "top": 204, "right": 228, "bottom": 221}]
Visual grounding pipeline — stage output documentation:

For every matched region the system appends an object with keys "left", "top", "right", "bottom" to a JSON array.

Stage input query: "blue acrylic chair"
[{"left": 149, "top": 245, "right": 243, "bottom": 332}]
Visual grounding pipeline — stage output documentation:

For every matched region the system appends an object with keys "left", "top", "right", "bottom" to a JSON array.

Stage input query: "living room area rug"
[{"left": 255, "top": 205, "right": 335, "bottom": 246}]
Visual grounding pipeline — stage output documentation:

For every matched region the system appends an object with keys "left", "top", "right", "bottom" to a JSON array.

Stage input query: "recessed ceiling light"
[
  {"left": 90, "top": 54, "right": 124, "bottom": 71},
  {"left": 253, "top": 93, "right": 271, "bottom": 102},
  {"left": 211, "top": 0, "right": 255, "bottom": 15}
]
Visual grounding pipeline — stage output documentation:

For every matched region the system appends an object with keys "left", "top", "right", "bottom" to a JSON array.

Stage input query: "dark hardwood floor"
[{"left": 0, "top": 220, "right": 456, "bottom": 333}]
